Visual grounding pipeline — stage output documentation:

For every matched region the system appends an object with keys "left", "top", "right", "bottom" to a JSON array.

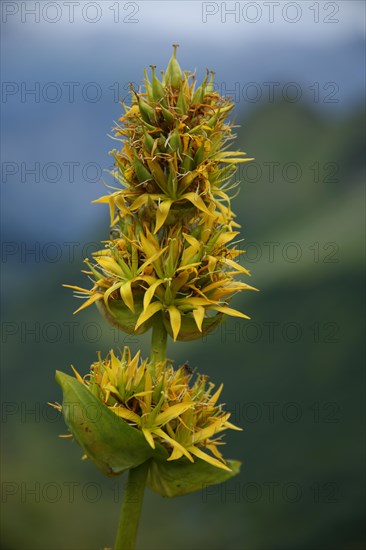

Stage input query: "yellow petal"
[
  {"left": 216, "top": 151, "right": 249, "bottom": 158},
  {"left": 95, "top": 256, "right": 125, "bottom": 277},
  {"left": 200, "top": 280, "right": 226, "bottom": 293},
  {"left": 92, "top": 193, "right": 113, "bottom": 204},
  {"left": 182, "top": 192, "right": 212, "bottom": 217},
  {"left": 135, "top": 301, "right": 163, "bottom": 329},
  {"left": 220, "top": 257, "right": 251, "bottom": 275},
  {"left": 143, "top": 279, "right": 164, "bottom": 309},
  {"left": 192, "top": 419, "right": 228, "bottom": 444},
  {"left": 170, "top": 271, "right": 190, "bottom": 295},
  {"left": 48, "top": 402, "right": 62, "bottom": 411},
  {"left": 212, "top": 306, "right": 250, "bottom": 319},
  {"left": 177, "top": 297, "right": 211, "bottom": 307},
  {"left": 63, "top": 284, "right": 90, "bottom": 293},
  {"left": 168, "top": 306, "right": 181, "bottom": 341},
  {"left": 73, "top": 292, "right": 103, "bottom": 314},
  {"left": 168, "top": 446, "right": 184, "bottom": 461},
  {"left": 203, "top": 280, "right": 257, "bottom": 294},
  {"left": 208, "top": 383, "right": 224, "bottom": 406},
  {"left": 140, "top": 230, "right": 160, "bottom": 257},
  {"left": 130, "top": 193, "right": 160, "bottom": 211},
  {"left": 155, "top": 200, "right": 173, "bottom": 233},
  {"left": 220, "top": 158, "right": 255, "bottom": 164},
  {"left": 111, "top": 406, "right": 140, "bottom": 424},
  {"left": 152, "top": 428, "right": 194, "bottom": 462},
  {"left": 143, "top": 370, "right": 153, "bottom": 412},
  {"left": 146, "top": 158, "right": 168, "bottom": 191},
  {"left": 181, "top": 241, "right": 201, "bottom": 266},
  {"left": 138, "top": 248, "right": 167, "bottom": 275},
  {"left": 120, "top": 281, "right": 135, "bottom": 313},
  {"left": 71, "top": 366, "right": 85, "bottom": 385},
  {"left": 155, "top": 402, "right": 193, "bottom": 426},
  {"left": 224, "top": 421, "right": 243, "bottom": 431},
  {"left": 193, "top": 307, "right": 205, "bottom": 332},
  {"left": 214, "top": 232, "right": 239, "bottom": 248},
  {"left": 103, "top": 282, "right": 122, "bottom": 312},
  {"left": 183, "top": 233, "right": 200, "bottom": 248},
  {"left": 187, "top": 446, "right": 231, "bottom": 471},
  {"left": 205, "top": 443, "right": 225, "bottom": 461},
  {"left": 92, "top": 192, "right": 119, "bottom": 224},
  {"left": 142, "top": 428, "right": 155, "bottom": 449}
]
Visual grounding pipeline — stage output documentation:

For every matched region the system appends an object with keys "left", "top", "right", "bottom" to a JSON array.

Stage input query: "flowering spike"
[
  {"left": 57, "top": 46, "right": 257, "bottom": 550},
  {"left": 58, "top": 50, "right": 256, "bottom": 542}
]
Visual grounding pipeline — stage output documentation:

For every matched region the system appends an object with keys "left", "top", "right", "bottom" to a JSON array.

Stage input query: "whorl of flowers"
[
  {"left": 55, "top": 47, "right": 255, "bottom": 550},
  {"left": 66, "top": 347, "right": 241, "bottom": 471},
  {"left": 65, "top": 45, "right": 257, "bottom": 341}
]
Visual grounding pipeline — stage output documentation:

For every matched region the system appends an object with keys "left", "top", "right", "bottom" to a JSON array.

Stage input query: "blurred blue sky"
[{"left": 1, "top": 0, "right": 365, "bottom": 243}]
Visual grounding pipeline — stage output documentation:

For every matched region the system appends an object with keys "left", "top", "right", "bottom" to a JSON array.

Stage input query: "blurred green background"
[{"left": 1, "top": 1, "right": 365, "bottom": 549}]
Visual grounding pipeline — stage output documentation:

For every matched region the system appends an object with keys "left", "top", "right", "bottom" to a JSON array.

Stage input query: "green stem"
[
  {"left": 150, "top": 314, "right": 168, "bottom": 365},
  {"left": 113, "top": 317, "right": 167, "bottom": 549},
  {"left": 114, "top": 460, "right": 150, "bottom": 550}
]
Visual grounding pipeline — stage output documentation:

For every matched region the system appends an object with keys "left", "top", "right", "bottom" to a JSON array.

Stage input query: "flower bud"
[
  {"left": 150, "top": 65, "right": 165, "bottom": 102},
  {"left": 165, "top": 44, "right": 183, "bottom": 89}
]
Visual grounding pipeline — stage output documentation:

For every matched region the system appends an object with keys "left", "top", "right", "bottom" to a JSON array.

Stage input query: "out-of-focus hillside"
[{"left": 2, "top": 99, "right": 365, "bottom": 550}]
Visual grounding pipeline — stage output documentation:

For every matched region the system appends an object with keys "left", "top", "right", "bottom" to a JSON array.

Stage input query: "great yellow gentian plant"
[{"left": 55, "top": 45, "right": 257, "bottom": 550}]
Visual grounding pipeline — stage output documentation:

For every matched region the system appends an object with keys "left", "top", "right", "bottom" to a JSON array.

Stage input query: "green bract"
[
  {"left": 56, "top": 371, "right": 157, "bottom": 475},
  {"left": 147, "top": 457, "right": 241, "bottom": 498}
]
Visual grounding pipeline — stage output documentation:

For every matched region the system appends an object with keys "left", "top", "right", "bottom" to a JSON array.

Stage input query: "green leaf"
[
  {"left": 147, "top": 457, "right": 241, "bottom": 497},
  {"left": 55, "top": 371, "right": 162, "bottom": 476}
]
